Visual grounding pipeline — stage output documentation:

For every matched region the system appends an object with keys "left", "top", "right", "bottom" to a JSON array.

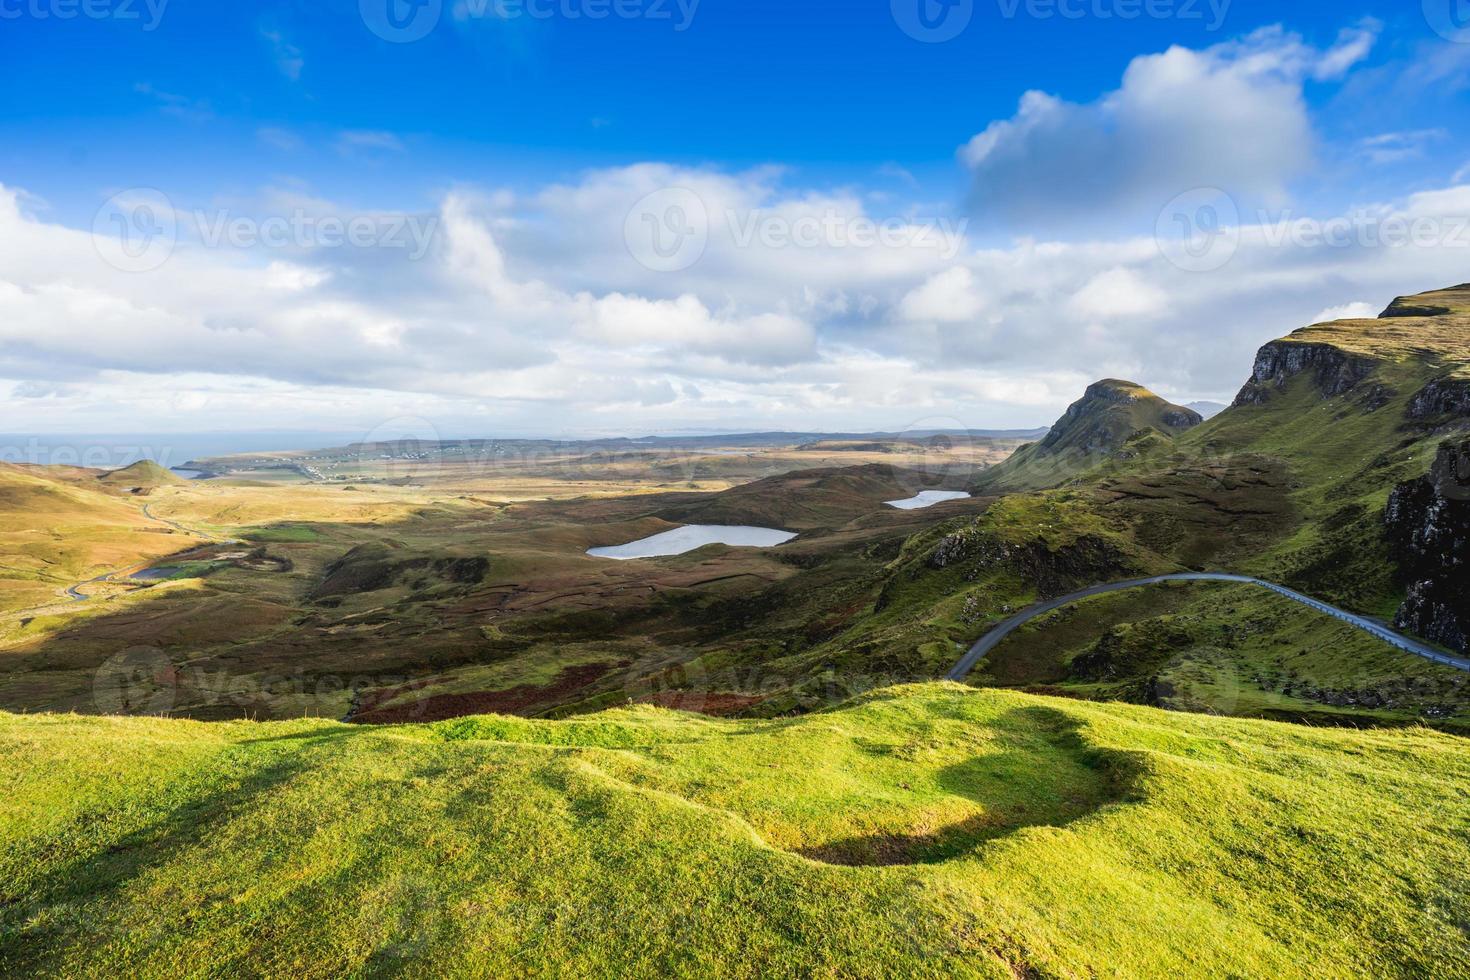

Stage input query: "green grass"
[
  {"left": 972, "top": 581, "right": 1470, "bottom": 730},
  {"left": 2, "top": 684, "right": 1467, "bottom": 977}
]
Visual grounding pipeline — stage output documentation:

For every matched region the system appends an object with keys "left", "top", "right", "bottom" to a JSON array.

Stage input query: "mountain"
[
  {"left": 808, "top": 284, "right": 1470, "bottom": 730},
  {"left": 974, "top": 379, "right": 1203, "bottom": 492},
  {"left": 1186, "top": 401, "right": 1228, "bottom": 419},
  {"left": 96, "top": 460, "right": 186, "bottom": 489},
  {"left": 3, "top": 684, "right": 1466, "bottom": 976}
]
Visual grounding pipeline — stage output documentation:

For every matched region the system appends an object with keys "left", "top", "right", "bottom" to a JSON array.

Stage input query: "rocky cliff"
[
  {"left": 1233, "top": 341, "right": 1379, "bottom": 406},
  {"left": 1385, "top": 438, "right": 1470, "bottom": 653}
]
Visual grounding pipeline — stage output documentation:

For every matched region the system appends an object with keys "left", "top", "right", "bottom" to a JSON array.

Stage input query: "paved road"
[
  {"left": 947, "top": 572, "right": 1470, "bottom": 681},
  {"left": 63, "top": 504, "right": 226, "bottom": 603}
]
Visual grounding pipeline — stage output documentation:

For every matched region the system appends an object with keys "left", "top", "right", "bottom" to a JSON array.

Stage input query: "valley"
[
  {"left": 3, "top": 287, "right": 1469, "bottom": 735},
  {"left": 4, "top": 286, "right": 1470, "bottom": 976}
]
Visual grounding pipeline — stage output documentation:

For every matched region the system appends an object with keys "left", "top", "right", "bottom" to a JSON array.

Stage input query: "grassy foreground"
[{"left": 2, "top": 685, "right": 1467, "bottom": 977}]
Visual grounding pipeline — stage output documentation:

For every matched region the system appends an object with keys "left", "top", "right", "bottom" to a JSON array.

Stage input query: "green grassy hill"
[
  {"left": 975, "top": 380, "right": 1202, "bottom": 493},
  {"left": 0, "top": 464, "right": 193, "bottom": 613},
  {"left": 3, "top": 684, "right": 1467, "bottom": 977},
  {"left": 96, "top": 460, "right": 187, "bottom": 489}
]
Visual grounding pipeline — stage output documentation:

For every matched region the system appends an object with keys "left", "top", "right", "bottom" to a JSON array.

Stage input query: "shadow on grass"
[
  {"left": 0, "top": 747, "right": 310, "bottom": 973},
  {"left": 795, "top": 706, "right": 1145, "bottom": 867}
]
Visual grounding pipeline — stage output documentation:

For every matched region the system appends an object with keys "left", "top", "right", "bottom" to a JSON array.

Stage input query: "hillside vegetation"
[
  {"left": 822, "top": 285, "right": 1470, "bottom": 728},
  {"left": 2, "top": 684, "right": 1467, "bottom": 978},
  {"left": 0, "top": 464, "right": 198, "bottom": 613},
  {"left": 975, "top": 380, "right": 1202, "bottom": 492}
]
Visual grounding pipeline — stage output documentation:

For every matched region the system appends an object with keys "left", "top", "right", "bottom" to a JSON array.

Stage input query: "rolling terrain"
[
  {"left": 2, "top": 285, "right": 1469, "bottom": 736},
  {"left": 2, "top": 684, "right": 1466, "bottom": 977},
  {"left": 3, "top": 285, "right": 1470, "bottom": 977}
]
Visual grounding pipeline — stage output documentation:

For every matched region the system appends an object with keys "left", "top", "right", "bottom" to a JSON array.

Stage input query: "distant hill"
[
  {"left": 974, "top": 379, "right": 1202, "bottom": 492},
  {"left": 96, "top": 460, "right": 186, "bottom": 489},
  {"left": 825, "top": 283, "right": 1470, "bottom": 729},
  {"left": 0, "top": 463, "right": 186, "bottom": 611},
  {"left": 1186, "top": 401, "right": 1228, "bottom": 419}
]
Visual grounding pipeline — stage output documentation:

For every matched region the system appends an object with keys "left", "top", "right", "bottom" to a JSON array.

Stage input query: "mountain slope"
[
  {"left": 0, "top": 464, "right": 191, "bottom": 612},
  {"left": 96, "top": 460, "right": 186, "bottom": 489},
  {"left": 975, "top": 380, "right": 1202, "bottom": 493},
  {"left": 2, "top": 684, "right": 1466, "bottom": 977},
  {"left": 811, "top": 284, "right": 1470, "bottom": 728}
]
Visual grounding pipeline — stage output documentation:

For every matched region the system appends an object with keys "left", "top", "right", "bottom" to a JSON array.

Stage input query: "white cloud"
[
  {"left": 5, "top": 153, "right": 1470, "bottom": 436},
  {"left": 1069, "top": 268, "right": 1168, "bottom": 320},
  {"left": 960, "top": 26, "right": 1377, "bottom": 230},
  {"left": 261, "top": 29, "right": 303, "bottom": 81},
  {"left": 1312, "top": 302, "right": 1378, "bottom": 323},
  {"left": 899, "top": 267, "right": 985, "bottom": 323}
]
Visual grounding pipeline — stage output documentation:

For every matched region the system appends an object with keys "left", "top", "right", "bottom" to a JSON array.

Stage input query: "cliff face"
[
  {"left": 1385, "top": 439, "right": 1470, "bottom": 653},
  {"left": 1408, "top": 378, "right": 1470, "bottom": 422},
  {"left": 1233, "top": 341, "right": 1378, "bottom": 406}
]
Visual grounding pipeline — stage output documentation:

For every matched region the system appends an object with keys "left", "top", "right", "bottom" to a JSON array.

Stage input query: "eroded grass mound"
[{"left": 2, "top": 685, "right": 1467, "bottom": 977}]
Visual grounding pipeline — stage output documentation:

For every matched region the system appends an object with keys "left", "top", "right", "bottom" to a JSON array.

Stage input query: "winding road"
[
  {"left": 62, "top": 503, "right": 229, "bottom": 603},
  {"left": 946, "top": 572, "right": 1470, "bottom": 681}
]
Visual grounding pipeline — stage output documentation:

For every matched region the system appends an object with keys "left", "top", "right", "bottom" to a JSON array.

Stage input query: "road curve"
[
  {"left": 63, "top": 503, "right": 226, "bottom": 603},
  {"left": 946, "top": 572, "right": 1470, "bottom": 681}
]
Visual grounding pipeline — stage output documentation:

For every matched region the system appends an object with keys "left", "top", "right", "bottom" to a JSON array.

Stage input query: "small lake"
[
  {"left": 588, "top": 525, "right": 798, "bottom": 560},
  {"left": 884, "top": 490, "right": 973, "bottom": 510}
]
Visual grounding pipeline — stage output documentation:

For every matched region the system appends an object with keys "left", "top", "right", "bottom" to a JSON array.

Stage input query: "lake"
[
  {"left": 588, "top": 525, "right": 798, "bottom": 560},
  {"left": 884, "top": 490, "right": 973, "bottom": 510}
]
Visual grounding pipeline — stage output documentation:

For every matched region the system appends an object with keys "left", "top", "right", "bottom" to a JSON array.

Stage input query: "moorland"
[{"left": 4, "top": 283, "right": 1470, "bottom": 976}]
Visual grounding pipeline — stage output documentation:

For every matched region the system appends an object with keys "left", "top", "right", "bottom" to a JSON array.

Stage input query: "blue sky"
[
  {"left": 4, "top": 0, "right": 1463, "bottom": 219},
  {"left": 1, "top": 0, "right": 1469, "bottom": 439}
]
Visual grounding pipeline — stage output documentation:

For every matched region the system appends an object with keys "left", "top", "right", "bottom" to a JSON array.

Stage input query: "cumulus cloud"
[
  {"left": 1312, "top": 302, "right": 1378, "bottom": 322},
  {"left": 4, "top": 147, "right": 1470, "bottom": 437},
  {"left": 961, "top": 26, "right": 1378, "bottom": 231}
]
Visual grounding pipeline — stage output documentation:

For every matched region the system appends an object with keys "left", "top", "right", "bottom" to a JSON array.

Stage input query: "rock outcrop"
[
  {"left": 1380, "top": 283, "right": 1470, "bottom": 318},
  {"left": 1232, "top": 341, "right": 1378, "bottom": 406},
  {"left": 1385, "top": 439, "right": 1470, "bottom": 653},
  {"left": 1408, "top": 377, "right": 1470, "bottom": 422}
]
